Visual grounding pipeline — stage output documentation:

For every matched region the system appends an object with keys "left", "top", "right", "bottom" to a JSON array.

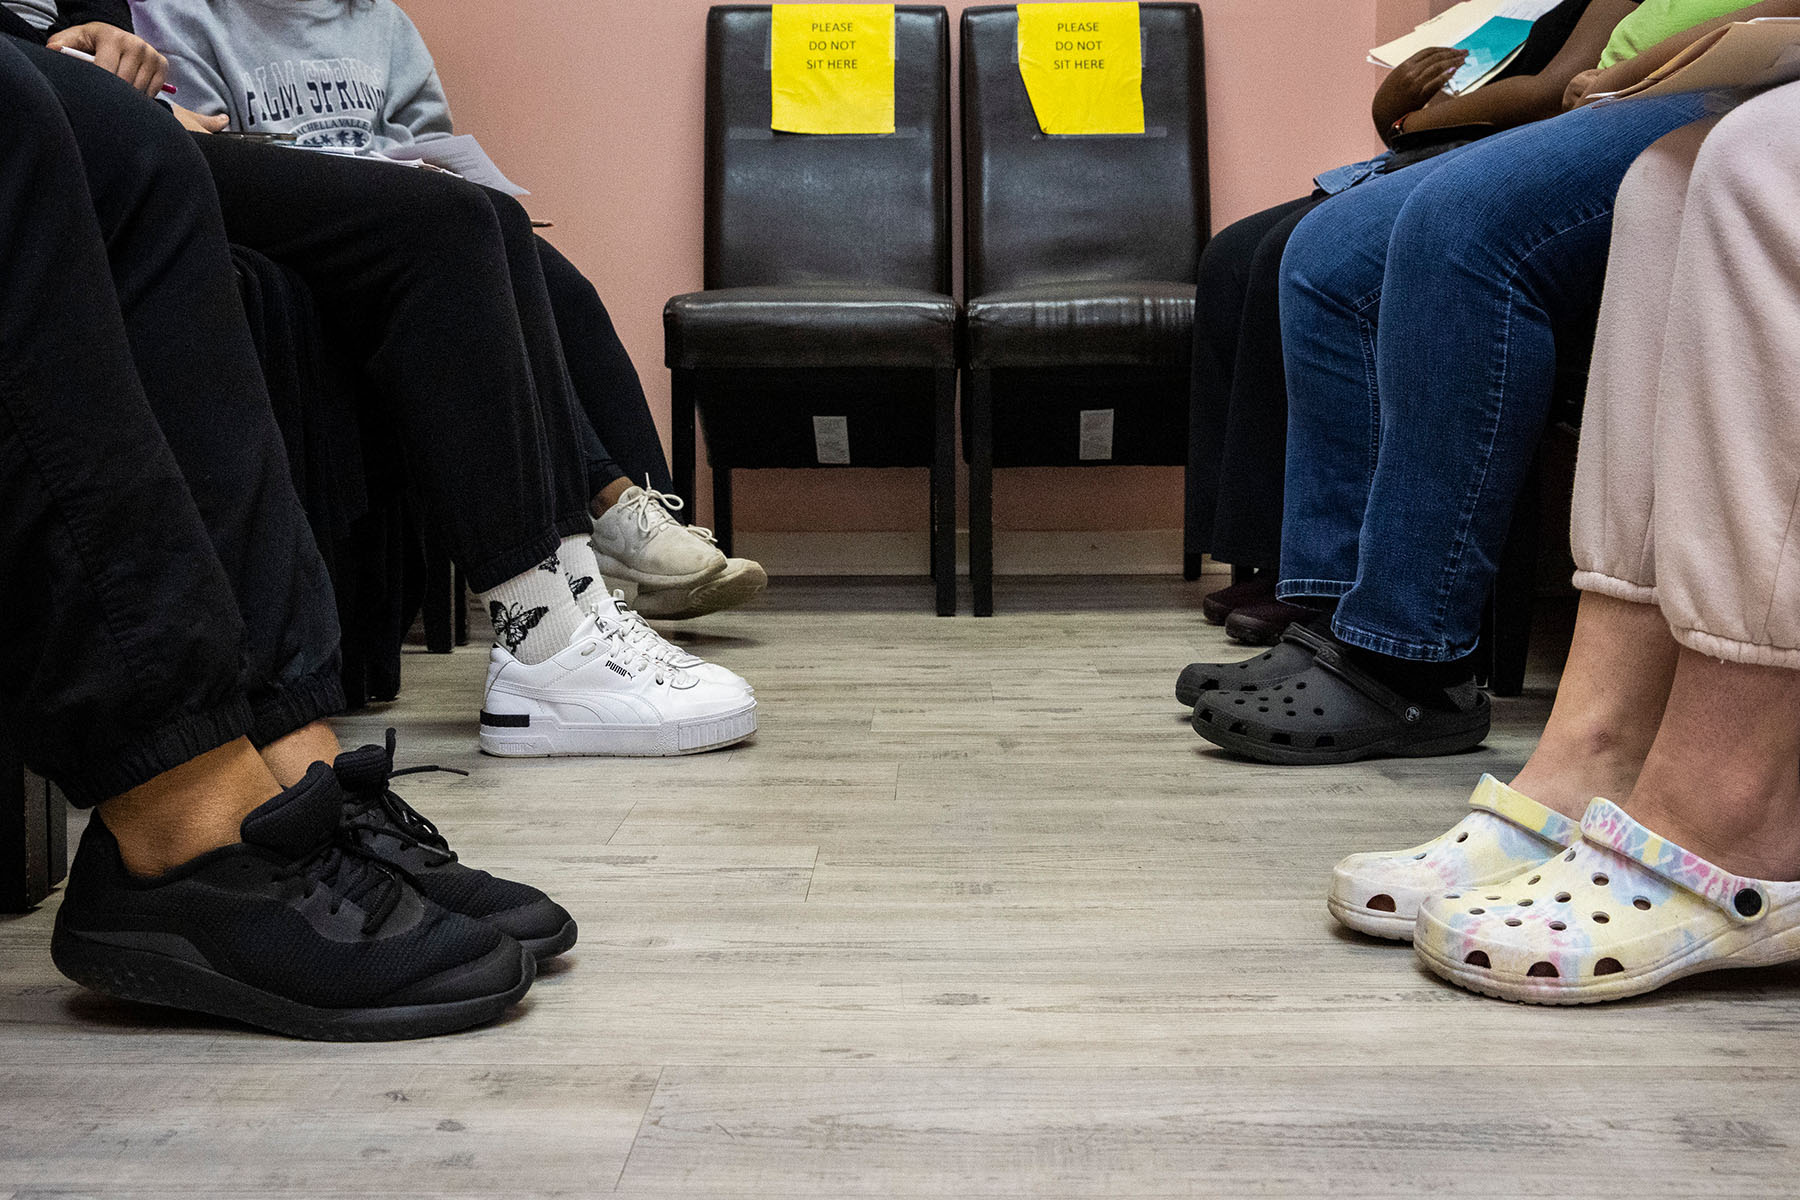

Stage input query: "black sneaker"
[
  {"left": 51, "top": 763, "right": 534, "bottom": 1041},
  {"left": 334, "top": 732, "right": 578, "bottom": 963}
]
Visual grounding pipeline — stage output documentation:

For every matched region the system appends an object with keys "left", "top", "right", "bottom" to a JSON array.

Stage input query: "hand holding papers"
[{"left": 1371, "top": 0, "right": 1564, "bottom": 95}]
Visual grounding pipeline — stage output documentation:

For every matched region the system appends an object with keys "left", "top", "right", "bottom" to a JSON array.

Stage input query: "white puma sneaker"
[
  {"left": 479, "top": 616, "right": 756, "bottom": 757},
  {"left": 602, "top": 589, "right": 754, "bottom": 695},
  {"left": 590, "top": 484, "right": 767, "bottom": 619}
]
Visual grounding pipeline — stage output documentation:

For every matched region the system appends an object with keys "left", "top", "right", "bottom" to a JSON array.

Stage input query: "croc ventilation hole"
[
  {"left": 1314, "top": 708, "right": 1326, "bottom": 716},
  {"left": 1555, "top": 892, "right": 1572, "bottom": 903},
  {"left": 1295, "top": 681, "right": 1306, "bottom": 690},
  {"left": 1486, "top": 895, "right": 1502, "bottom": 901},
  {"left": 1413, "top": 852, "right": 1428, "bottom": 860},
  {"left": 1456, "top": 833, "right": 1470, "bottom": 844},
  {"left": 1528, "top": 962, "right": 1559, "bottom": 978},
  {"left": 1468, "top": 907, "right": 1486, "bottom": 915},
  {"left": 1367, "top": 894, "right": 1398, "bottom": 913},
  {"left": 1736, "top": 889, "right": 1765, "bottom": 918},
  {"left": 1464, "top": 951, "right": 1490, "bottom": 968},
  {"left": 1633, "top": 897, "right": 1652, "bottom": 911},
  {"left": 1527, "top": 875, "right": 1541, "bottom": 885},
  {"left": 1317, "top": 735, "right": 1336, "bottom": 748},
  {"left": 1564, "top": 850, "right": 1578, "bottom": 862},
  {"left": 1444, "top": 893, "right": 1461, "bottom": 899},
  {"left": 1594, "top": 958, "right": 1624, "bottom": 976},
  {"left": 1517, "top": 898, "right": 1533, "bottom": 907},
  {"left": 1504, "top": 918, "right": 1523, "bottom": 927},
  {"left": 1592, "top": 912, "right": 1611, "bottom": 924},
  {"left": 1548, "top": 921, "right": 1567, "bottom": 932},
  {"left": 1592, "top": 873, "right": 1610, "bottom": 886}
]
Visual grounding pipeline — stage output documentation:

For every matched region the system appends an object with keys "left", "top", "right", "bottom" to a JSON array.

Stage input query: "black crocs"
[
  {"left": 1190, "top": 636, "right": 1490, "bottom": 765},
  {"left": 1175, "top": 621, "right": 1335, "bottom": 707}
]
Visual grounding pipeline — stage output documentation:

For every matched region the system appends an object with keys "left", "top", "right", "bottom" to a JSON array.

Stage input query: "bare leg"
[
  {"left": 1508, "top": 592, "right": 1681, "bottom": 819},
  {"left": 96, "top": 739, "right": 282, "bottom": 877},
  {"left": 1624, "top": 651, "right": 1800, "bottom": 881},
  {"left": 260, "top": 721, "right": 342, "bottom": 789},
  {"left": 590, "top": 476, "right": 631, "bottom": 519}
]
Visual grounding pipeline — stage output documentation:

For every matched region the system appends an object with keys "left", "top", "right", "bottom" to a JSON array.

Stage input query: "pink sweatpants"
[{"left": 1572, "top": 82, "right": 1800, "bottom": 671}]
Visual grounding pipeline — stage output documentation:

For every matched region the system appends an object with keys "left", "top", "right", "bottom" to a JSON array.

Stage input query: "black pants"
[
  {"left": 1185, "top": 192, "right": 1327, "bottom": 574},
  {"left": 189, "top": 134, "right": 602, "bottom": 592},
  {"left": 0, "top": 38, "right": 342, "bottom": 806},
  {"left": 537, "top": 238, "right": 676, "bottom": 495}
]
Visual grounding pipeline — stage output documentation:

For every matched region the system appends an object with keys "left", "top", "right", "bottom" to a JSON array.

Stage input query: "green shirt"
[{"left": 1600, "top": 0, "right": 1765, "bottom": 67}]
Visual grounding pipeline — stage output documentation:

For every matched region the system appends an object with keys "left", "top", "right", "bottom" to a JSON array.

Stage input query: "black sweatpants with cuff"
[{"left": 0, "top": 37, "right": 342, "bottom": 806}]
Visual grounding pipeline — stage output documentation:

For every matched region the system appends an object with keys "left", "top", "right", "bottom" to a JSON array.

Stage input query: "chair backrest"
[
  {"left": 961, "top": 3, "right": 1208, "bottom": 297},
  {"left": 704, "top": 5, "right": 953, "bottom": 294}
]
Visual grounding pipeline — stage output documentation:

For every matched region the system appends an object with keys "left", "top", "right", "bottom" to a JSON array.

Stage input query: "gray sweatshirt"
[{"left": 129, "top": 0, "right": 452, "bottom": 152}]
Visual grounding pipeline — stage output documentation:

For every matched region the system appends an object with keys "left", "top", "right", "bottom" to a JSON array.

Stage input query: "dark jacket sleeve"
[{"left": 49, "top": 0, "right": 135, "bottom": 35}]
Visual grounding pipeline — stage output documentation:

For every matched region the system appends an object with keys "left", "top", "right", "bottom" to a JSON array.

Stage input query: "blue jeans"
[{"left": 1275, "top": 94, "right": 1713, "bottom": 661}]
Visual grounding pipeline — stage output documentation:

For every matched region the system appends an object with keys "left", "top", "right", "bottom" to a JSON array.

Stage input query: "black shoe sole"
[
  {"left": 1191, "top": 707, "right": 1491, "bottom": 766},
  {"left": 520, "top": 918, "right": 579, "bottom": 963},
  {"left": 52, "top": 930, "right": 535, "bottom": 1041}
]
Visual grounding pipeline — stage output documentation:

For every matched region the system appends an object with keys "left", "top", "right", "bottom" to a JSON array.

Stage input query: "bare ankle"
[
  {"left": 1627, "top": 761, "right": 1800, "bottom": 882},
  {"left": 99, "top": 740, "right": 281, "bottom": 877},
  {"left": 1511, "top": 721, "right": 1652, "bottom": 821}
]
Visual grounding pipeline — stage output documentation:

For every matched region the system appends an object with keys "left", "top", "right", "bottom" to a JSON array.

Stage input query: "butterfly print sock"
[
  {"left": 476, "top": 539, "right": 593, "bottom": 665},
  {"left": 558, "top": 536, "right": 617, "bottom": 620}
]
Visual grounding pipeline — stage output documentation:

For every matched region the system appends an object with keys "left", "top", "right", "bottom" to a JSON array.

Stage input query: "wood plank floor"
[{"left": 6, "top": 577, "right": 1800, "bottom": 1197}]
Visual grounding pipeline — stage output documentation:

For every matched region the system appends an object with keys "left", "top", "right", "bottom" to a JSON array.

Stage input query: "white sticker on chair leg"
[
  {"left": 813, "top": 415, "right": 852, "bottom": 465},
  {"left": 1079, "top": 409, "right": 1115, "bottom": 461}
]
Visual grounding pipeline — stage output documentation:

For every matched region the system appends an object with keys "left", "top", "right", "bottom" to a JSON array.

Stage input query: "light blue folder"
[{"left": 1448, "top": 16, "right": 1534, "bottom": 92}]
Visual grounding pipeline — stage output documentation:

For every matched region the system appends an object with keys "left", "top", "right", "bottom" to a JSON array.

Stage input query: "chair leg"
[
  {"left": 1231, "top": 562, "right": 1255, "bottom": 586},
  {"left": 1486, "top": 452, "right": 1543, "bottom": 698},
  {"left": 671, "top": 368, "right": 698, "bottom": 517},
  {"left": 712, "top": 465, "right": 734, "bottom": 557},
  {"left": 423, "top": 540, "right": 455, "bottom": 654},
  {"left": 1183, "top": 552, "right": 1206, "bottom": 583},
  {"left": 969, "top": 368, "right": 995, "bottom": 617},
  {"left": 453, "top": 564, "right": 469, "bottom": 647},
  {"left": 932, "top": 368, "right": 957, "bottom": 616},
  {"left": 2, "top": 754, "right": 63, "bottom": 913}
]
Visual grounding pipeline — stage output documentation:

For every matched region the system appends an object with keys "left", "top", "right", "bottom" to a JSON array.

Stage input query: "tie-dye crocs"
[
  {"left": 1327, "top": 775, "right": 1582, "bottom": 940},
  {"left": 1415, "top": 798, "right": 1800, "bottom": 1004}
]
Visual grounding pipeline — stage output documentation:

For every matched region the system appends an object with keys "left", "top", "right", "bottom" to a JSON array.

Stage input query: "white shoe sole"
[
  {"left": 478, "top": 698, "right": 757, "bottom": 758},
  {"left": 633, "top": 560, "right": 768, "bottom": 620},
  {"left": 1325, "top": 895, "right": 1417, "bottom": 942}
]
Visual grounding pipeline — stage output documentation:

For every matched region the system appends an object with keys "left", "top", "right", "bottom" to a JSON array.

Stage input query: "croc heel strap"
[
  {"left": 1325, "top": 776, "right": 1578, "bottom": 941},
  {"left": 1580, "top": 800, "right": 1768, "bottom": 925}
]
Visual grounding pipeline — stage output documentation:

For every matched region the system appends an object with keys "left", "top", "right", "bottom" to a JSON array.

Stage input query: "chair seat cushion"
[
  {"left": 665, "top": 285, "right": 959, "bottom": 370},
  {"left": 965, "top": 280, "right": 1195, "bottom": 368}
]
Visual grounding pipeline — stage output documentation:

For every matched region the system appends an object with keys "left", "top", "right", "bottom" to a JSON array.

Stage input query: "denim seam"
[{"left": 1423, "top": 204, "right": 1617, "bottom": 647}]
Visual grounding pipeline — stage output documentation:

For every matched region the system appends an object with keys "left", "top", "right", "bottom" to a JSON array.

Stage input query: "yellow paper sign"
[
  {"left": 771, "top": 4, "right": 897, "bottom": 135},
  {"left": 1017, "top": 2, "right": 1145, "bottom": 135}
]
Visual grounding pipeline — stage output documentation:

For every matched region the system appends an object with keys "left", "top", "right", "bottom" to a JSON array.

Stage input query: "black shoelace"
[
  {"left": 342, "top": 763, "right": 469, "bottom": 868},
  {"left": 273, "top": 834, "right": 408, "bottom": 936}
]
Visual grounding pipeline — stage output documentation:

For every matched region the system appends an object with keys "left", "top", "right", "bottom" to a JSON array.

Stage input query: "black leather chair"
[
  {"left": 3, "top": 755, "right": 66, "bottom": 913},
  {"left": 665, "top": 5, "right": 961, "bottom": 616},
  {"left": 959, "top": 4, "right": 1208, "bottom": 615}
]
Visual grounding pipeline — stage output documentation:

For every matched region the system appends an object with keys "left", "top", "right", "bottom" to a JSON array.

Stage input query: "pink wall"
[{"left": 410, "top": 1, "right": 1393, "bottom": 539}]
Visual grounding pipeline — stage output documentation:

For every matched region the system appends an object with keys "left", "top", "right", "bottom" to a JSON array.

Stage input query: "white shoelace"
[
  {"left": 621, "top": 479, "right": 720, "bottom": 547},
  {"left": 584, "top": 617, "right": 693, "bottom": 687},
  {"left": 608, "top": 590, "right": 701, "bottom": 668}
]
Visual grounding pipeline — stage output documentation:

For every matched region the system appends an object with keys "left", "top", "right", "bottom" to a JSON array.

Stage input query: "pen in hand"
[{"left": 57, "top": 44, "right": 179, "bottom": 94}]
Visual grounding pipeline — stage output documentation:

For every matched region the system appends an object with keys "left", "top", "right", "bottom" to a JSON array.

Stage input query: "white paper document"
[{"left": 382, "top": 135, "right": 529, "bottom": 196}]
